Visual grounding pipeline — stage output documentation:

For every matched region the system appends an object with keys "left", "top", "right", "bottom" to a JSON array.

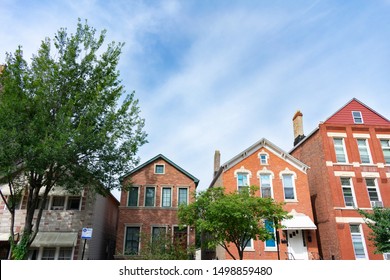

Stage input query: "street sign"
[{"left": 81, "top": 228, "right": 93, "bottom": 239}]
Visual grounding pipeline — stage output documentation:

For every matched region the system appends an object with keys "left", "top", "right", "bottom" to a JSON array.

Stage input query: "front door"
[{"left": 287, "top": 230, "right": 308, "bottom": 260}]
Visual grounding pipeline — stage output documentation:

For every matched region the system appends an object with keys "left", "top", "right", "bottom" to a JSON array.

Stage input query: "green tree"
[
  {"left": 0, "top": 20, "right": 147, "bottom": 259},
  {"left": 178, "top": 186, "right": 289, "bottom": 260},
  {"left": 358, "top": 207, "right": 390, "bottom": 254}
]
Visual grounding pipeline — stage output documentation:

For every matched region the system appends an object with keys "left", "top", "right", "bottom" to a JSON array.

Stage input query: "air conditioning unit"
[
  {"left": 384, "top": 253, "right": 390, "bottom": 260},
  {"left": 371, "top": 201, "right": 383, "bottom": 208}
]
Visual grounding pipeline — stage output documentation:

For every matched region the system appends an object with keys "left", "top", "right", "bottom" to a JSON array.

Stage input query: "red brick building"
[
  {"left": 211, "top": 138, "right": 319, "bottom": 260},
  {"left": 290, "top": 98, "right": 390, "bottom": 260},
  {"left": 115, "top": 154, "right": 199, "bottom": 259}
]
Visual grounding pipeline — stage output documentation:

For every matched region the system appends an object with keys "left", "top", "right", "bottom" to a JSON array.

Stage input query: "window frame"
[
  {"left": 124, "top": 226, "right": 141, "bottom": 255},
  {"left": 380, "top": 139, "right": 390, "bottom": 164},
  {"left": 144, "top": 186, "right": 156, "bottom": 207},
  {"left": 258, "top": 151, "right": 269, "bottom": 165},
  {"left": 341, "top": 177, "right": 357, "bottom": 208},
  {"left": 237, "top": 172, "right": 249, "bottom": 193},
  {"left": 352, "top": 111, "right": 364, "bottom": 124},
  {"left": 333, "top": 137, "right": 348, "bottom": 163},
  {"left": 259, "top": 173, "right": 273, "bottom": 198},
  {"left": 365, "top": 178, "right": 382, "bottom": 206},
  {"left": 349, "top": 224, "right": 368, "bottom": 259},
  {"left": 161, "top": 187, "right": 172, "bottom": 207},
  {"left": 154, "top": 164, "right": 165, "bottom": 174},
  {"left": 127, "top": 186, "right": 139, "bottom": 207},
  {"left": 178, "top": 187, "right": 189, "bottom": 206},
  {"left": 264, "top": 220, "right": 277, "bottom": 251},
  {"left": 281, "top": 172, "right": 297, "bottom": 201},
  {"left": 357, "top": 138, "right": 372, "bottom": 164}
]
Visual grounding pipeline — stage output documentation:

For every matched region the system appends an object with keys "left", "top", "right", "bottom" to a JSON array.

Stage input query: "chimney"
[
  {"left": 214, "top": 150, "right": 221, "bottom": 176},
  {"left": 293, "top": 110, "right": 305, "bottom": 146}
]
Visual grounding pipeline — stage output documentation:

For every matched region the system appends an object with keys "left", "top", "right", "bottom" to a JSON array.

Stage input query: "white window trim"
[
  {"left": 350, "top": 224, "right": 369, "bottom": 260},
  {"left": 257, "top": 169, "right": 275, "bottom": 199},
  {"left": 264, "top": 220, "right": 277, "bottom": 252},
  {"left": 154, "top": 163, "right": 165, "bottom": 174},
  {"left": 379, "top": 138, "right": 390, "bottom": 165},
  {"left": 161, "top": 186, "right": 172, "bottom": 207},
  {"left": 364, "top": 178, "right": 383, "bottom": 206},
  {"left": 357, "top": 138, "right": 373, "bottom": 164},
  {"left": 234, "top": 166, "right": 252, "bottom": 191},
  {"left": 243, "top": 238, "right": 255, "bottom": 252},
  {"left": 279, "top": 169, "right": 298, "bottom": 202},
  {"left": 352, "top": 111, "right": 364, "bottom": 124},
  {"left": 340, "top": 178, "right": 358, "bottom": 208},
  {"left": 258, "top": 151, "right": 269, "bottom": 165},
  {"left": 333, "top": 137, "right": 349, "bottom": 164}
]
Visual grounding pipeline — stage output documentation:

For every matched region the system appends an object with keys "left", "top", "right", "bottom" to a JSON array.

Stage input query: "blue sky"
[{"left": 2, "top": 0, "right": 390, "bottom": 197}]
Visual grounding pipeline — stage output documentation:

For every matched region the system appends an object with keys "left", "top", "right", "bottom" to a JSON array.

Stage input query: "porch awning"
[
  {"left": 31, "top": 232, "right": 78, "bottom": 247},
  {"left": 0, "top": 233, "right": 10, "bottom": 241},
  {"left": 282, "top": 209, "right": 317, "bottom": 230}
]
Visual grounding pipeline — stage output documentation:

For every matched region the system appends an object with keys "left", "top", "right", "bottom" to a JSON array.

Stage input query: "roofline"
[
  {"left": 324, "top": 97, "right": 390, "bottom": 123},
  {"left": 289, "top": 126, "right": 320, "bottom": 153},
  {"left": 221, "top": 137, "right": 309, "bottom": 173},
  {"left": 120, "top": 154, "right": 199, "bottom": 187}
]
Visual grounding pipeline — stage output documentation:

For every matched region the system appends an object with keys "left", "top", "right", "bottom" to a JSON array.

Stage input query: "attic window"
[
  {"left": 352, "top": 111, "right": 363, "bottom": 124},
  {"left": 155, "top": 164, "right": 165, "bottom": 174}
]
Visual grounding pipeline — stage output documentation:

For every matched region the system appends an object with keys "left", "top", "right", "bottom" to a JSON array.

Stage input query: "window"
[
  {"left": 341, "top": 178, "right": 356, "bottom": 207},
  {"left": 145, "top": 187, "right": 155, "bottom": 207},
  {"left": 365, "top": 178, "right": 382, "bottom": 207},
  {"left": 350, "top": 225, "right": 367, "bottom": 259},
  {"left": 334, "top": 138, "right": 348, "bottom": 163},
  {"left": 357, "top": 139, "right": 371, "bottom": 164},
  {"left": 237, "top": 172, "right": 249, "bottom": 193},
  {"left": 265, "top": 220, "right": 276, "bottom": 249},
  {"left": 352, "top": 111, "right": 363, "bottom": 124},
  {"left": 162, "top": 187, "right": 172, "bottom": 207},
  {"left": 380, "top": 139, "right": 390, "bottom": 164},
  {"left": 35, "top": 196, "right": 48, "bottom": 210},
  {"left": 282, "top": 174, "right": 296, "bottom": 200},
  {"left": 41, "top": 247, "right": 56, "bottom": 260},
  {"left": 58, "top": 248, "right": 73, "bottom": 260},
  {"left": 155, "top": 164, "right": 165, "bottom": 174},
  {"left": 67, "top": 196, "right": 81, "bottom": 210},
  {"left": 125, "top": 227, "right": 140, "bottom": 255},
  {"left": 257, "top": 151, "right": 269, "bottom": 165},
  {"left": 243, "top": 238, "right": 253, "bottom": 250},
  {"left": 178, "top": 188, "right": 188, "bottom": 206},
  {"left": 51, "top": 196, "right": 65, "bottom": 210},
  {"left": 127, "top": 187, "right": 139, "bottom": 206},
  {"left": 151, "top": 227, "right": 167, "bottom": 253},
  {"left": 260, "top": 174, "right": 272, "bottom": 198}
]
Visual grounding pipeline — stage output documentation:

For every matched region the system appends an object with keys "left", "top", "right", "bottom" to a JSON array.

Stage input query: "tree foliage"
[
  {"left": 178, "top": 186, "right": 290, "bottom": 260},
  {"left": 0, "top": 19, "right": 147, "bottom": 259},
  {"left": 358, "top": 207, "right": 390, "bottom": 254}
]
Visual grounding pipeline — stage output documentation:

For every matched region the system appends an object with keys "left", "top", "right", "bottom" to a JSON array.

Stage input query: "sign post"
[{"left": 81, "top": 228, "right": 93, "bottom": 260}]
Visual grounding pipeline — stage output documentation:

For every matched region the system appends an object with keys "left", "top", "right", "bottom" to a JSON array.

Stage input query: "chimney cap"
[{"left": 293, "top": 110, "right": 303, "bottom": 120}]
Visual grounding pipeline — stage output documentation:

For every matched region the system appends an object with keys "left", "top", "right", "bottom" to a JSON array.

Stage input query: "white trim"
[
  {"left": 257, "top": 167, "right": 275, "bottom": 179},
  {"left": 335, "top": 217, "right": 366, "bottom": 223},
  {"left": 258, "top": 170, "right": 274, "bottom": 199},
  {"left": 377, "top": 163, "right": 385, "bottom": 168},
  {"left": 376, "top": 134, "right": 390, "bottom": 139},
  {"left": 361, "top": 172, "right": 380, "bottom": 178},
  {"left": 326, "top": 161, "right": 333, "bottom": 166},
  {"left": 349, "top": 224, "right": 369, "bottom": 260},
  {"left": 387, "top": 173, "right": 390, "bottom": 178},
  {"left": 353, "top": 133, "right": 370, "bottom": 138},
  {"left": 352, "top": 162, "right": 360, "bottom": 167},
  {"left": 154, "top": 163, "right": 165, "bottom": 174},
  {"left": 352, "top": 111, "right": 364, "bottom": 124},
  {"left": 327, "top": 132, "right": 347, "bottom": 138},
  {"left": 356, "top": 138, "right": 373, "bottom": 164},
  {"left": 280, "top": 169, "right": 298, "bottom": 201},
  {"left": 334, "top": 171, "right": 356, "bottom": 177},
  {"left": 234, "top": 166, "right": 252, "bottom": 178},
  {"left": 258, "top": 150, "right": 269, "bottom": 165}
]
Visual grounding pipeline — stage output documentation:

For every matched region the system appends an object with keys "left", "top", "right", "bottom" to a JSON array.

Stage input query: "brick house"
[
  {"left": 114, "top": 154, "right": 199, "bottom": 259},
  {"left": 210, "top": 138, "right": 319, "bottom": 260},
  {"left": 290, "top": 98, "right": 390, "bottom": 260},
  {"left": 0, "top": 185, "right": 119, "bottom": 260}
]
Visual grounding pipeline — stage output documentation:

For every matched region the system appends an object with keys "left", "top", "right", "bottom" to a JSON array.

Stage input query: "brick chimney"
[
  {"left": 214, "top": 150, "right": 221, "bottom": 176},
  {"left": 293, "top": 110, "right": 305, "bottom": 146}
]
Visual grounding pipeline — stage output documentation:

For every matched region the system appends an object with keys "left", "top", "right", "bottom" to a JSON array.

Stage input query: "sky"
[{"left": 2, "top": 0, "right": 390, "bottom": 199}]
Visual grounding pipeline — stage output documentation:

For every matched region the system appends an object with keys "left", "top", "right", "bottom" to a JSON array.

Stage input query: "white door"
[{"left": 287, "top": 230, "right": 308, "bottom": 260}]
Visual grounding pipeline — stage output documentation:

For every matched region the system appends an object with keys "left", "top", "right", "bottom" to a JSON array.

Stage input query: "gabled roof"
[
  {"left": 324, "top": 98, "right": 390, "bottom": 125},
  {"left": 290, "top": 98, "right": 390, "bottom": 152},
  {"left": 121, "top": 154, "right": 199, "bottom": 187},
  {"left": 211, "top": 138, "right": 309, "bottom": 186}
]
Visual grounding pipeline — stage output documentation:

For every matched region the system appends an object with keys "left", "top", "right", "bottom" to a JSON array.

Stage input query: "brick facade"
[
  {"left": 115, "top": 154, "right": 199, "bottom": 259},
  {"left": 291, "top": 98, "right": 390, "bottom": 260},
  {"left": 212, "top": 138, "right": 319, "bottom": 260}
]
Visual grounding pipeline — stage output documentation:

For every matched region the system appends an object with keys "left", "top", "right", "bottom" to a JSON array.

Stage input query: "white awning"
[
  {"left": 31, "top": 232, "right": 78, "bottom": 247},
  {"left": 282, "top": 209, "right": 317, "bottom": 230},
  {"left": 0, "top": 233, "right": 10, "bottom": 241}
]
